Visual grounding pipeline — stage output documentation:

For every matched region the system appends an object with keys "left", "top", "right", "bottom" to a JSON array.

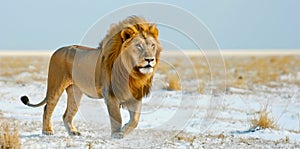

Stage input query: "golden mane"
[{"left": 98, "top": 16, "right": 161, "bottom": 100}]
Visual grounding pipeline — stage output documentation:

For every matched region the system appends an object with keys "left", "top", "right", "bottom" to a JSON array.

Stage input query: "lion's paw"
[
  {"left": 69, "top": 131, "right": 81, "bottom": 136},
  {"left": 111, "top": 132, "right": 124, "bottom": 139},
  {"left": 42, "top": 130, "right": 54, "bottom": 135}
]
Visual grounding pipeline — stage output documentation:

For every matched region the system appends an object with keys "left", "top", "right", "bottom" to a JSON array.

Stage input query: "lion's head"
[
  {"left": 99, "top": 16, "right": 162, "bottom": 100},
  {"left": 101, "top": 16, "right": 161, "bottom": 76},
  {"left": 120, "top": 23, "right": 161, "bottom": 75}
]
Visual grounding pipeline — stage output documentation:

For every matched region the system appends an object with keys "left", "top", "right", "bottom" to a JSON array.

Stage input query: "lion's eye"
[
  {"left": 151, "top": 44, "right": 155, "bottom": 50},
  {"left": 136, "top": 44, "right": 143, "bottom": 51}
]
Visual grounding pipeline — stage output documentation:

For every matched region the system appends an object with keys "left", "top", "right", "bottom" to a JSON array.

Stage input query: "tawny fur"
[{"left": 20, "top": 16, "right": 162, "bottom": 138}]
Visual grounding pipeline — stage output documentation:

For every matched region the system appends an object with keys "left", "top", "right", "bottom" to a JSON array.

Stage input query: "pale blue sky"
[{"left": 0, "top": 0, "right": 299, "bottom": 50}]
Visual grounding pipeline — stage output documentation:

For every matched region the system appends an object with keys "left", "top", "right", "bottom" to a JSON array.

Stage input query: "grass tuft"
[
  {"left": 197, "top": 81, "right": 206, "bottom": 93},
  {"left": 0, "top": 122, "right": 21, "bottom": 149},
  {"left": 87, "top": 142, "right": 93, "bottom": 149},
  {"left": 166, "top": 75, "right": 181, "bottom": 91},
  {"left": 252, "top": 108, "right": 276, "bottom": 130}
]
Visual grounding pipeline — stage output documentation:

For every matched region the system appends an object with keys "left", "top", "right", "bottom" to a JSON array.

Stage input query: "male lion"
[{"left": 20, "top": 16, "right": 162, "bottom": 138}]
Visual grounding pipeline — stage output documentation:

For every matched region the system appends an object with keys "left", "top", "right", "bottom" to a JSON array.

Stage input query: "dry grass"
[
  {"left": 0, "top": 56, "right": 48, "bottom": 73},
  {"left": 87, "top": 142, "right": 93, "bottom": 149},
  {"left": 0, "top": 121, "right": 21, "bottom": 149},
  {"left": 166, "top": 75, "right": 181, "bottom": 91},
  {"left": 156, "top": 54, "right": 300, "bottom": 94},
  {"left": 0, "top": 56, "right": 49, "bottom": 83},
  {"left": 157, "top": 54, "right": 210, "bottom": 92},
  {"left": 197, "top": 81, "right": 206, "bottom": 93},
  {"left": 252, "top": 108, "right": 277, "bottom": 130},
  {"left": 225, "top": 55, "right": 300, "bottom": 89},
  {"left": 175, "top": 134, "right": 197, "bottom": 143}
]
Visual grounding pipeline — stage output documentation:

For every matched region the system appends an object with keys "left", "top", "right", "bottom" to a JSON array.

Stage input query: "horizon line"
[{"left": 0, "top": 49, "right": 299, "bottom": 56}]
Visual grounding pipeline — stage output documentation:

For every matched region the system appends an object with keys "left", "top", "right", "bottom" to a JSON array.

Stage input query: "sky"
[{"left": 0, "top": 0, "right": 300, "bottom": 51}]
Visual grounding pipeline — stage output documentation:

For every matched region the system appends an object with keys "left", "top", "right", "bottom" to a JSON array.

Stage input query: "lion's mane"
[{"left": 97, "top": 16, "right": 161, "bottom": 100}]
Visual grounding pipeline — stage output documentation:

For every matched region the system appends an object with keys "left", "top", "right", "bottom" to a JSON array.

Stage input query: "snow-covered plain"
[{"left": 0, "top": 52, "right": 300, "bottom": 148}]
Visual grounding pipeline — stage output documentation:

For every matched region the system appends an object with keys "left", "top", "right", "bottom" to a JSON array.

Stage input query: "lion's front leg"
[
  {"left": 121, "top": 100, "right": 142, "bottom": 136},
  {"left": 106, "top": 97, "right": 123, "bottom": 139}
]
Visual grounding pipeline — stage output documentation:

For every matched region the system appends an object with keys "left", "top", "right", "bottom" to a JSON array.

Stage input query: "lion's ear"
[
  {"left": 149, "top": 24, "right": 158, "bottom": 39},
  {"left": 121, "top": 28, "right": 136, "bottom": 42}
]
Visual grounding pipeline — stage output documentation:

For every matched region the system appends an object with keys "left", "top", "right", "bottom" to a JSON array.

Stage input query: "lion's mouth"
[
  {"left": 138, "top": 65, "right": 154, "bottom": 74},
  {"left": 144, "top": 64, "right": 152, "bottom": 68}
]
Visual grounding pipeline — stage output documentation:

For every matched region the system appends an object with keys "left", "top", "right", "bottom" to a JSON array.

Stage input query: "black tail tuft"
[{"left": 21, "top": 96, "right": 29, "bottom": 105}]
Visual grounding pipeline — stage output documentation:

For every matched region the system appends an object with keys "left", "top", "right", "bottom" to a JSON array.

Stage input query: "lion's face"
[
  {"left": 129, "top": 35, "right": 159, "bottom": 74},
  {"left": 120, "top": 25, "right": 161, "bottom": 75}
]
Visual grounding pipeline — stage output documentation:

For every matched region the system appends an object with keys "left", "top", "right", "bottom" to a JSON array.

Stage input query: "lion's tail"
[{"left": 20, "top": 96, "right": 47, "bottom": 107}]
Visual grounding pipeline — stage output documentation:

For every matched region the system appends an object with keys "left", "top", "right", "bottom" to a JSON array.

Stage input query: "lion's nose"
[{"left": 144, "top": 57, "right": 155, "bottom": 63}]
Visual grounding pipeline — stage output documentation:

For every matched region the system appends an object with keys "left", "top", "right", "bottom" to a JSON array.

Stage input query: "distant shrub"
[
  {"left": 197, "top": 81, "right": 206, "bottom": 93},
  {"left": 166, "top": 75, "right": 181, "bottom": 91}
]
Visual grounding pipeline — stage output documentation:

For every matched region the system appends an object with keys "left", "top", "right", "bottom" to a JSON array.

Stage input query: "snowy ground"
[{"left": 0, "top": 52, "right": 300, "bottom": 148}]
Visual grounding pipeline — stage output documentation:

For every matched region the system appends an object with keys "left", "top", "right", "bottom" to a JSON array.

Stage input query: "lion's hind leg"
[
  {"left": 43, "top": 85, "right": 66, "bottom": 135},
  {"left": 63, "top": 85, "right": 83, "bottom": 136}
]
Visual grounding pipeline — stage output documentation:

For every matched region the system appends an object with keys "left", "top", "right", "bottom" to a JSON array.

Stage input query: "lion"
[{"left": 20, "top": 16, "right": 162, "bottom": 139}]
